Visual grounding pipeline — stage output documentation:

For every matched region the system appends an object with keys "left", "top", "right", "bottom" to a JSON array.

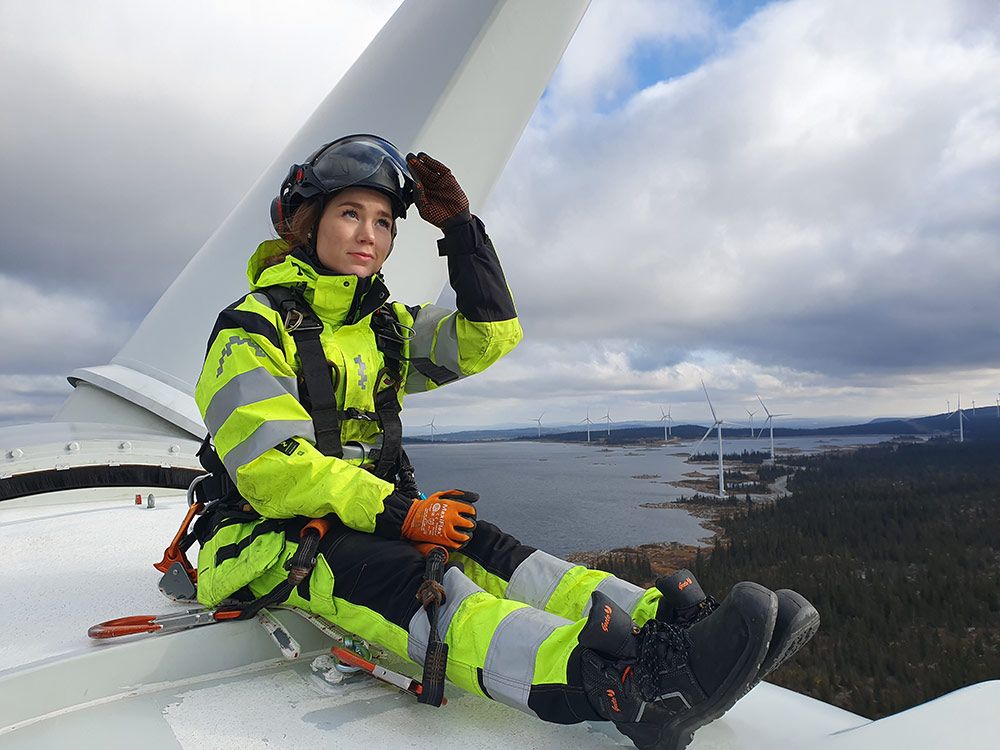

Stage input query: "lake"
[{"left": 404, "top": 435, "right": 889, "bottom": 557}]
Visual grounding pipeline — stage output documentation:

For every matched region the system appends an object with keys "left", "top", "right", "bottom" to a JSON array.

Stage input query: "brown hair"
[{"left": 263, "top": 198, "right": 324, "bottom": 268}]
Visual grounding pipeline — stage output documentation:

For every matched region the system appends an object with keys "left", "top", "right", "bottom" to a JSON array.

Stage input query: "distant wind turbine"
[
  {"left": 746, "top": 408, "right": 757, "bottom": 437},
  {"left": 603, "top": 409, "right": 612, "bottom": 437},
  {"left": 756, "top": 394, "right": 790, "bottom": 462},
  {"left": 995, "top": 394, "right": 999, "bottom": 418},
  {"left": 581, "top": 410, "right": 595, "bottom": 443},
  {"left": 421, "top": 416, "right": 437, "bottom": 442},
  {"left": 694, "top": 381, "right": 734, "bottom": 498},
  {"left": 659, "top": 405, "right": 673, "bottom": 440},
  {"left": 531, "top": 412, "right": 545, "bottom": 438},
  {"left": 945, "top": 395, "right": 967, "bottom": 443}
]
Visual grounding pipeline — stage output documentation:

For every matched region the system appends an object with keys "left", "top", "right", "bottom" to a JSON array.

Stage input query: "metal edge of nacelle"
[
  {"left": 0, "top": 421, "right": 202, "bottom": 502},
  {"left": 56, "top": 0, "right": 591, "bottom": 433}
]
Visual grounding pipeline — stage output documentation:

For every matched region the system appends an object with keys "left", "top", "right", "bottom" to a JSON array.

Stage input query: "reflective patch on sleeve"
[
  {"left": 407, "top": 566, "right": 485, "bottom": 665},
  {"left": 585, "top": 575, "right": 646, "bottom": 620},
  {"left": 203, "top": 368, "right": 299, "bottom": 434},
  {"left": 482, "top": 606, "right": 567, "bottom": 713},
  {"left": 505, "top": 550, "right": 575, "bottom": 610},
  {"left": 220, "top": 419, "right": 315, "bottom": 475}
]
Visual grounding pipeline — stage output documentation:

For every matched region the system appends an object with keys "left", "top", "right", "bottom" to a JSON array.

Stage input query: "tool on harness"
[
  {"left": 417, "top": 546, "right": 449, "bottom": 707},
  {"left": 88, "top": 606, "right": 243, "bottom": 639}
]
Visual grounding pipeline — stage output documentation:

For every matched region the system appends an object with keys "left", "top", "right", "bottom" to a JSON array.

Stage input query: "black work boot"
[
  {"left": 581, "top": 584, "right": 776, "bottom": 750},
  {"left": 656, "top": 570, "right": 820, "bottom": 681}
]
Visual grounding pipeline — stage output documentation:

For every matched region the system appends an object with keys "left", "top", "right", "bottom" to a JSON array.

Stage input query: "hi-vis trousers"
[{"left": 249, "top": 520, "right": 661, "bottom": 724}]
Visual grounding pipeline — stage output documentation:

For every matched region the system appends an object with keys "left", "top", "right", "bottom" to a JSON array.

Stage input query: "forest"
[{"left": 690, "top": 439, "right": 1000, "bottom": 718}]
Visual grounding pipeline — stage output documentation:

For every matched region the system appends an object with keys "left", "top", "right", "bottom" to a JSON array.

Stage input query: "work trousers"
[{"left": 248, "top": 519, "right": 661, "bottom": 725}]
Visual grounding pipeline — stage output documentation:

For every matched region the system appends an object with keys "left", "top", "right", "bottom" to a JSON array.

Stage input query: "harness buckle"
[{"left": 283, "top": 308, "right": 323, "bottom": 333}]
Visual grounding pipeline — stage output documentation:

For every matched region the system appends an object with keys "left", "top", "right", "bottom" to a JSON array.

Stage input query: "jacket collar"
[{"left": 247, "top": 240, "right": 390, "bottom": 326}]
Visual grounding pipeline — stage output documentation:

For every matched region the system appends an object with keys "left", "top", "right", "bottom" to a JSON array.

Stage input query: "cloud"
[
  {"left": 484, "top": 0, "right": 1000, "bottom": 398},
  {"left": 0, "top": 0, "right": 402, "bottom": 318}
]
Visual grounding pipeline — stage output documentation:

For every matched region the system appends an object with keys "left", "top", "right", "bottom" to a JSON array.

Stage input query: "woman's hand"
[{"left": 406, "top": 152, "right": 470, "bottom": 229}]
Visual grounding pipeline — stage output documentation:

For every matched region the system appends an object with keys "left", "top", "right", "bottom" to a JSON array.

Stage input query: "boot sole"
[
  {"left": 660, "top": 581, "right": 777, "bottom": 750},
  {"left": 758, "top": 589, "right": 820, "bottom": 678}
]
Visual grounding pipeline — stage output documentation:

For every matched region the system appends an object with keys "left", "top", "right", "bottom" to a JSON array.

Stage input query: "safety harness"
[{"left": 157, "top": 284, "right": 419, "bottom": 609}]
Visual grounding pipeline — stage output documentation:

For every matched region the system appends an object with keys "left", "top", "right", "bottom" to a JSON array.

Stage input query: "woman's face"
[{"left": 315, "top": 187, "right": 394, "bottom": 277}]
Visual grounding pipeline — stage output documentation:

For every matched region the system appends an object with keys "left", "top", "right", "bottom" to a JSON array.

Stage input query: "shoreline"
[{"left": 567, "top": 455, "right": 792, "bottom": 586}]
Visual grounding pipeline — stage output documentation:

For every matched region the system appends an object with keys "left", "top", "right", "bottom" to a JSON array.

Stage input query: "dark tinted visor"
[{"left": 310, "top": 135, "right": 414, "bottom": 194}]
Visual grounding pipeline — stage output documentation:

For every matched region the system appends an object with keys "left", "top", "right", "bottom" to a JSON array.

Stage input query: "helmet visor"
[{"left": 309, "top": 135, "right": 414, "bottom": 209}]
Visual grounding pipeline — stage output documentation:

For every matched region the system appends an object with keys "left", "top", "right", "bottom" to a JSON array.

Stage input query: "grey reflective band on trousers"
[
  {"left": 407, "top": 567, "right": 485, "bottom": 665},
  {"left": 505, "top": 550, "right": 576, "bottom": 610},
  {"left": 481, "top": 605, "right": 569, "bottom": 713},
  {"left": 203, "top": 367, "right": 299, "bottom": 436},
  {"left": 404, "top": 304, "right": 463, "bottom": 392},
  {"left": 584, "top": 575, "right": 646, "bottom": 619},
  {"left": 220, "top": 419, "right": 316, "bottom": 476}
]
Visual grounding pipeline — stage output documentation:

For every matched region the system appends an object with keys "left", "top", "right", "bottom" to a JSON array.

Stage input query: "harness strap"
[{"left": 259, "top": 286, "right": 343, "bottom": 459}]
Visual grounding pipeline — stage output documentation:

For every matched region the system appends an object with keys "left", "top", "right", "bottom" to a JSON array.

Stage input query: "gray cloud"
[{"left": 483, "top": 0, "right": 1000, "bottom": 409}]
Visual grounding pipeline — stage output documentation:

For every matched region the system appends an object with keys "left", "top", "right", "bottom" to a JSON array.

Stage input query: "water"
[{"left": 405, "top": 435, "right": 892, "bottom": 557}]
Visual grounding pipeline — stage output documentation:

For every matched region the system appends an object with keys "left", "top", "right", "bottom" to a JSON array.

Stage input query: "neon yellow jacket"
[{"left": 194, "top": 217, "right": 521, "bottom": 605}]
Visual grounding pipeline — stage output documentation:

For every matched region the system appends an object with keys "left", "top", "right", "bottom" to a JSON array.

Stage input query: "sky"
[{"left": 1, "top": 0, "right": 998, "bottom": 437}]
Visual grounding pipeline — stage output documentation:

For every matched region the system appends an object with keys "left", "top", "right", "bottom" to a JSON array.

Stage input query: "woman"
[{"left": 193, "top": 134, "right": 800, "bottom": 750}]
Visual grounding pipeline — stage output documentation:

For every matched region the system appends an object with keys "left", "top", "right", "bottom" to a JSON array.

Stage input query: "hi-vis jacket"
[{"left": 194, "top": 217, "right": 522, "bottom": 606}]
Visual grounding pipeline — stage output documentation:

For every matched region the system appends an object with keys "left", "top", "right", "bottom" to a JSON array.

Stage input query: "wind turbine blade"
[
  {"left": 756, "top": 394, "right": 771, "bottom": 417},
  {"left": 701, "top": 380, "right": 718, "bottom": 422},
  {"left": 695, "top": 426, "right": 713, "bottom": 449}
]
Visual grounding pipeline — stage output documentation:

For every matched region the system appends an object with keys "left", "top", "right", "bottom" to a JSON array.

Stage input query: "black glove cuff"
[
  {"left": 373, "top": 491, "right": 412, "bottom": 539},
  {"left": 437, "top": 213, "right": 479, "bottom": 257}
]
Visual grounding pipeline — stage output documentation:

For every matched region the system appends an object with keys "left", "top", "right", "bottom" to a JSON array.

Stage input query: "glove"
[
  {"left": 401, "top": 489, "right": 478, "bottom": 552},
  {"left": 406, "top": 152, "right": 470, "bottom": 229}
]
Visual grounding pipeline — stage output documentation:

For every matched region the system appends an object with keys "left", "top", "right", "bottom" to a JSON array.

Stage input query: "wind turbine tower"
[
  {"left": 659, "top": 405, "right": 673, "bottom": 440},
  {"left": 695, "top": 381, "right": 729, "bottom": 498},
  {"left": 756, "top": 394, "right": 789, "bottom": 462},
  {"left": 746, "top": 408, "right": 757, "bottom": 438},
  {"left": 581, "top": 410, "right": 595, "bottom": 443},
  {"left": 947, "top": 396, "right": 967, "bottom": 443},
  {"left": 603, "top": 410, "right": 612, "bottom": 437}
]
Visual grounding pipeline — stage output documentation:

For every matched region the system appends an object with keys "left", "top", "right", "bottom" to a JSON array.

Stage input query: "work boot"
[
  {"left": 655, "top": 570, "right": 820, "bottom": 681},
  {"left": 581, "top": 584, "right": 776, "bottom": 750}
]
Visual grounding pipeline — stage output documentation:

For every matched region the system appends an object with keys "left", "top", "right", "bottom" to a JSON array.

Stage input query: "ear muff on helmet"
[{"left": 271, "top": 135, "right": 415, "bottom": 235}]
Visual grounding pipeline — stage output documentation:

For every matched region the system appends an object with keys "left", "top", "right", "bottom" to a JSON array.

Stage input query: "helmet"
[{"left": 270, "top": 134, "right": 415, "bottom": 232}]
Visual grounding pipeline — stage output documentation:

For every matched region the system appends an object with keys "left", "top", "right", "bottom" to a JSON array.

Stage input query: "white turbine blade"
[
  {"left": 694, "top": 426, "right": 713, "bottom": 451},
  {"left": 756, "top": 394, "right": 771, "bottom": 417},
  {"left": 701, "top": 380, "right": 718, "bottom": 422}
]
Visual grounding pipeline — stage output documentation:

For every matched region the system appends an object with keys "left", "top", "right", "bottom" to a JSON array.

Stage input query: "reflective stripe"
[
  {"left": 204, "top": 368, "right": 298, "bottom": 434},
  {"left": 407, "top": 566, "right": 484, "bottom": 665},
  {"left": 583, "top": 575, "right": 646, "bottom": 619},
  {"left": 434, "top": 315, "right": 461, "bottom": 375},
  {"left": 221, "top": 419, "right": 315, "bottom": 475},
  {"left": 506, "top": 550, "right": 575, "bottom": 610},
  {"left": 482, "top": 606, "right": 567, "bottom": 712},
  {"left": 406, "top": 305, "right": 461, "bottom": 389}
]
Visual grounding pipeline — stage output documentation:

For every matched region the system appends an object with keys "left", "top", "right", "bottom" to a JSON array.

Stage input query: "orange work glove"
[
  {"left": 405, "top": 152, "right": 470, "bottom": 228},
  {"left": 401, "top": 489, "right": 478, "bottom": 552}
]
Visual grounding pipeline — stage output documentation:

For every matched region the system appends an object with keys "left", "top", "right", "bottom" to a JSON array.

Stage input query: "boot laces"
[
  {"left": 676, "top": 594, "right": 719, "bottom": 627},
  {"left": 635, "top": 620, "right": 691, "bottom": 699}
]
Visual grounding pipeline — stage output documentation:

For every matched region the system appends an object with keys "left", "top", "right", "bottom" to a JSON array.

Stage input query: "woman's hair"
[{"left": 263, "top": 198, "right": 325, "bottom": 268}]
